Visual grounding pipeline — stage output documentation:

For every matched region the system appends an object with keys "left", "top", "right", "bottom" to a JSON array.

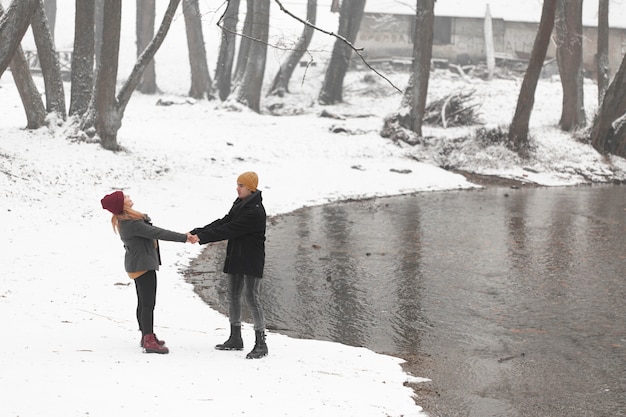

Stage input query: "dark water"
[{"left": 186, "top": 185, "right": 626, "bottom": 417}]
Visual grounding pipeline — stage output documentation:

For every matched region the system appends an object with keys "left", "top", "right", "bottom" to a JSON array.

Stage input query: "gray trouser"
[{"left": 227, "top": 273, "right": 266, "bottom": 331}]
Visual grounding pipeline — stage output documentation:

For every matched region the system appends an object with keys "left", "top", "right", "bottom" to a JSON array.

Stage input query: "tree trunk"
[
  {"left": 268, "top": 0, "right": 317, "bottom": 96},
  {"left": 136, "top": 0, "right": 157, "bottom": 93},
  {"left": 94, "top": 0, "right": 104, "bottom": 67},
  {"left": 43, "top": 0, "right": 56, "bottom": 43},
  {"left": 31, "top": 0, "right": 66, "bottom": 118},
  {"left": 318, "top": 0, "right": 366, "bottom": 105},
  {"left": 507, "top": 0, "right": 557, "bottom": 154},
  {"left": 117, "top": 0, "right": 181, "bottom": 115},
  {"left": 400, "top": 0, "right": 434, "bottom": 136},
  {"left": 94, "top": 0, "right": 123, "bottom": 150},
  {"left": 234, "top": 0, "right": 270, "bottom": 112},
  {"left": 69, "top": 0, "right": 95, "bottom": 117},
  {"left": 215, "top": 0, "right": 239, "bottom": 101},
  {"left": 92, "top": 0, "right": 181, "bottom": 149},
  {"left": 233, "top": 0, "right": 253, "bottom": 85},
  {"left": 183, "top": 0, "right": 214, "bottom": 99},
  {"left": 555, "top": 0, "right": 584, "bottom": 131},
  {"left": 597, "top": 0, "right": 609, "bottom": 103},
  {"left": 9, "top": 46, "right": 47, "bottom": 129},
  {"left": 590, "top": 53, "right": 626, "bottom": 156},
  {"left": 0, "top": 3, "right": 46, "bottom": 129},
  {"left": 484, "top": 4, "right": 495, "bottom": 80},
  {"left": 0, "top": 0, "right": 38, "bottom": 76}
]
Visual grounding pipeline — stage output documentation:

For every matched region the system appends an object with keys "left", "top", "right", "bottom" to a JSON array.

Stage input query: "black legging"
[{"left": 134, "top": 270, "right": 157, "bottom": 335}]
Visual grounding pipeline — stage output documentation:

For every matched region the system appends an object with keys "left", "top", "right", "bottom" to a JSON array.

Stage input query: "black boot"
[
  {"left": 246, "top": 330, "right": 268, "bottom": 359},
  {"left": 215, "top": 324, "right": 244, "bottom": 351}
]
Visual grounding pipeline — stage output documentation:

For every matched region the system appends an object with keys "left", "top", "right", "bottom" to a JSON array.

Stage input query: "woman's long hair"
[{"left": 110, "top": 201, "right": 146, "bottom": 233}]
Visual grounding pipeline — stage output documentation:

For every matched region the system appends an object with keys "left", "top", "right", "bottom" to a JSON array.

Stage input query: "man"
[{"left": 191, "top": 171, "right": 268, "bottom": 359}]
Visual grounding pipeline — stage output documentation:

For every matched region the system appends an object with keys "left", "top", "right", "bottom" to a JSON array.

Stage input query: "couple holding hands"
[{"left": 101, "top": 172, "right": 268, "bottom": 359}]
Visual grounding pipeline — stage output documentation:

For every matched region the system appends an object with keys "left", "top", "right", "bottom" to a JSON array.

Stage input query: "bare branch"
[
  {"left": 117, "top": 0, "right": 181, "bottom": 115},
  {"left": 274, "top": 0, "right": 401, "bottom": 93},
  {"left": 216, "top": 0, "right": 402, "bottom": 93}
]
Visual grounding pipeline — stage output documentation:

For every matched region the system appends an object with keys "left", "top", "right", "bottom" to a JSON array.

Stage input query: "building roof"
[{"left": 364, "top": 0, "right": 626, "bottom": 28}]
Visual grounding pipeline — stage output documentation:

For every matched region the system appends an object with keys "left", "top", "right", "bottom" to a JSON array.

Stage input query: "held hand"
[{"left": 186, "top": 233, "right": 200, "bottom": 244}]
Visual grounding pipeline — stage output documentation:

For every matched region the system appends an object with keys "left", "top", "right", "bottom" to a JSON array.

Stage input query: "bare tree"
[
  {"left": 92, "top": 0, "right": 181, "bottom": 150},
  {"left": 95, "top": 0, "right": 104, "bottom": 66},
  {"left": 183, "top": 0, "right": 214, "bottom": 99},
  {"left": 232, "top": 0, "right": 270, "bottom": 112},
  {"left": 273, "top": 0, "right": 400, "bottom": 95},
  {"left": 0, "top": 0, "right": 38, "bottom": 75},
  {"left": 402, "top": 0, "right": 435, "bottom": 136},
  {"left": 69, "top": 0, "right": 95, "bottom": 117},
  {"left": 597, "top": 0, "right": 609, "bottom": 103},
  {"left": 507, "top": 0, "right": 557, "bottom": 154},
  {"left": 136, "top": 0, "right": 157, "bottom": 93},
  {"left": 233, "top": 0, "right": 253, "bottom": 85},
  {"left": 589, "top": 53, "right": 626, "bottom": 157},
  {"left": 93, "top": 0, "right": 123, "bottom": 150},
  {"left": 43, "top": 0, "right": 56, "bottom": 43},
  {"left": 555, "top": 0, "right": 584, "bottom": 131},
  {"left": 215, "top": 0, "right": 240, "bottom": 101},
  {"left": 8, "top": 46, "right": 47, "bottom": 129},
  {"left": 31, "top": 0, "right": 66, "bottom": 118},
  {"left": 318, "top": 0, "right": 366, "bottom": 105},
  {"left": 268, "top": 0, "right": 317, "bottom": 96},
  {"left": 0, "top": 3, "right": 46, "bottom": 129},
  {"left": 484, "top": 4, "right": 495, "bottom": 80}
]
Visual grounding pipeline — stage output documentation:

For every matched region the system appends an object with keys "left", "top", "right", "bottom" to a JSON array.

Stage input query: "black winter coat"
[{"left": 191, "top": 191, "right": 266, "bottom": 278}]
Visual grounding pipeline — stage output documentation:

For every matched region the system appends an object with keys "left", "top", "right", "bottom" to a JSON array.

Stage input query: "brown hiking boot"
[{"left": 142, "top": 333, "right": 169, "bottom": 354}]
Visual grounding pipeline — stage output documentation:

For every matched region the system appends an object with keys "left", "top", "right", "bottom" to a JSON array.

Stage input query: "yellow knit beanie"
[{"left": 237, "top": 171, "right": 258, "bottom": 191}]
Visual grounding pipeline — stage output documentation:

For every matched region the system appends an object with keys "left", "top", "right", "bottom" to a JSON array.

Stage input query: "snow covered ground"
[{"left": 2, "top": 2, "right": 626, "bottom": 416}]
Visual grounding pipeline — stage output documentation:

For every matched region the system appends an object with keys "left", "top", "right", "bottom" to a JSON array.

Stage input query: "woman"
[{"left": 101, "top": 190, "right": 197, "bottom": 354}]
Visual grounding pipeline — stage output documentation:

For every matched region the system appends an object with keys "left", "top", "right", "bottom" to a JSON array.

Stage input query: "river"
[{"left": 186, "top": 184, "right": 626, "bottom": 417}]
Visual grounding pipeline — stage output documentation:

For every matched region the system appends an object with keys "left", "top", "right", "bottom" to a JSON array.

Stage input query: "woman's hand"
[{"left": 186, "top": 233, "right": 199, "bottom": 244}]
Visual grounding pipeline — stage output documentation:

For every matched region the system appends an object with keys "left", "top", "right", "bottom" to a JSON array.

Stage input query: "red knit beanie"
[{"left": 101, "top": 190, "right": 125, "bottom": 214}]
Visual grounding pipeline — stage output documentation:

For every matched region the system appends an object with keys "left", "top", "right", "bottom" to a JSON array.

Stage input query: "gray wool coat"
[{"left": 118, "top": 216, "right": 187, "bottom": 273}]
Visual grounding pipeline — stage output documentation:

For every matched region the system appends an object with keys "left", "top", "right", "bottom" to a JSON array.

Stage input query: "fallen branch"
[{"left": 424, "top": 89, "right": 482, "bottom": 127}]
